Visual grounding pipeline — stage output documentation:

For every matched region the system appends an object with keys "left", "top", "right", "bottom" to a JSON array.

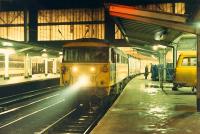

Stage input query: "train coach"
[{"left": 60, "top": 38, "right": 151, "bottom": 104}]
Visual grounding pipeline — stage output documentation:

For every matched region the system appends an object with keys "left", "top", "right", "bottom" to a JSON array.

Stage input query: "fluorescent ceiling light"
[
  {"left": 42, "top": 49, "right": 47, "bottom": 52},
  {"left": 2, "top": 42, "right": 13, "bottom": 47},
  {"left": 152, "top": 45, "right": 166, "bottom": 50},
  {"left": 0, "top": 48, "right": 15, "bottom": 55}
]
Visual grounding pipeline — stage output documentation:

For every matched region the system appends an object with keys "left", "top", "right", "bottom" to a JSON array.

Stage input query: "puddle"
[
  {"left": 174, "top": 105, "right": 196, "bottom": 112},
  {"left": 145, "top": 84, "right": 160, "bottom": 88},
  {"left": 145, "top": 84, "right": 172, "bottom": 89}
]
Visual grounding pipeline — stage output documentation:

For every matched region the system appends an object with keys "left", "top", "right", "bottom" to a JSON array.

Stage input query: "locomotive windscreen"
[{"left": 63, "top": 47, "right": 109, "bottom": 63}]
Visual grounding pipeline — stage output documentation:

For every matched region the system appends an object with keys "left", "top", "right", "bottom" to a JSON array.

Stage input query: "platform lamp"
[{"left": 154, "top": 29, "right": 168, "bottom": 41}]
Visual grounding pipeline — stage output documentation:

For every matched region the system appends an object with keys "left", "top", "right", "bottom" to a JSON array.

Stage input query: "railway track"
[
  {"left": 36, "top": 102, "right": 113, "bottom": 134},
  {"left": 0, "top": 86, "right": 61, "bottom": 111}
]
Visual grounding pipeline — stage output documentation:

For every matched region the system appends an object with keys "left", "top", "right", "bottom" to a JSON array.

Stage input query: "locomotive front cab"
[{"left": 60, "top": 42, "right": 111, "bottom": 98}]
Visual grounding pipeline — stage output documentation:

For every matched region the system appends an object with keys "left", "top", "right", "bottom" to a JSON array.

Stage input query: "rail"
[{"left": 0, "top": 85, "right": 61, "bottom": 110}]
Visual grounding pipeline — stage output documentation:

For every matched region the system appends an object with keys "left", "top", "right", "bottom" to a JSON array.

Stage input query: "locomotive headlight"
[
  {"left": 90, "top": 67, "right": 95, "bottom": 72},
  {"left": 78, "top": 75, "right": 89, "bottom": 86},
  {"left": 72, "top": 66, "right": 78, "bottom": 72}
]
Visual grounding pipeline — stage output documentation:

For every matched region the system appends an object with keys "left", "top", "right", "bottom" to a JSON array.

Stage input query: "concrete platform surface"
[
  {"left": 92, "top": 76, "right": 199, "bottom": 134},
  {"left": 0, "top": 74, "right": 60, "bottom": 86}
]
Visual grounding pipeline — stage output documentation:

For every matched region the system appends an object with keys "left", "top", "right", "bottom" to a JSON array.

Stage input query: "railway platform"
[
  {"left": 0, "top": 74, "right": 59, "bottom": 86},
  {"left": 91, "top": 75, "right": 199, "bottom": 134},
  {"left": 0, "top": 74, "right": 60, "bottom": 98}
]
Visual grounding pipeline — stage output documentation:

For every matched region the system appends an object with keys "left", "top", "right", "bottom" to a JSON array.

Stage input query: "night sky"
[{"left": 0, "top": 0, "right": 187, "bottom": 10}]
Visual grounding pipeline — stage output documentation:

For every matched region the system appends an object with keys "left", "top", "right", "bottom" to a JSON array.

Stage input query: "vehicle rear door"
[{"left": 176, "top": 56, "right": 196, "bottom": 86}]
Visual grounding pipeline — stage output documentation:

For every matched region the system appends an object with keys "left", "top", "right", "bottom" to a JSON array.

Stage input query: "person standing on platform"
[
  {"left": 144, "top": 65, "right": 149, "bottom": 79},
  {"left": 150, "top": 63, "right": 153, "bottom": 79}
]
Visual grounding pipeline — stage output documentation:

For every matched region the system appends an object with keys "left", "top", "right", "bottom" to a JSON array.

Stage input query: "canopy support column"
[
  {"left": 24, "top": 53, "right": 29, "bottom": 78},
  {"left": 53, "top": 59, "right": 57, "bottom": 74},
  {"left": 197, "top": 32, "right": 200, "bottom": 111},
  {"left": 45, "top": 58, "right": 48, "bottom": 76},
  {"left": 28, "top": 57, "right": 32, "bottom": 77},
  {"left": 4, "top": 54, "right": 9, "bottom": 80}
]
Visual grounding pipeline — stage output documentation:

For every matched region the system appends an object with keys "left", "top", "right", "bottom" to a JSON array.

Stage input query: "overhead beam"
[
  {"left": 113, "top": 18, "right": 127, "bottom": 38},
  {"left": 108, "top": 4, "right": 196, "bottom": 34},
  {"left": 109, "top": 4, "right": 187, "bottom": 23},
  {"left": 29, "top": 8, "right": 38, "bottom": 43},
  {"left": 105, "top": 9, "right": 115, "bottom": 42}
]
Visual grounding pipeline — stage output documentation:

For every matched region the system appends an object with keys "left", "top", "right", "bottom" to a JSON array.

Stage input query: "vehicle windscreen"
[
  {"left": 63, "top": 47, "right": 108, "bottom": 63},
  {"left": 181, "top": 57, "right": 196, "bottom": 66}
]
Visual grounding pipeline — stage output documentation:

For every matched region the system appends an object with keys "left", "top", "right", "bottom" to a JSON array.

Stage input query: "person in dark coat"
[
  {"left": 144, "top": 65, "right": 149, "bottom": 79},
  {"left": 150, "top": 63, "right": 153, "bottom": 79}
]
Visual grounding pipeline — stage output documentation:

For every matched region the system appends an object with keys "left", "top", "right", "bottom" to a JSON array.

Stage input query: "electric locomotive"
[{"left": 60, "top": 39, "right": 133, "bottom": 103}]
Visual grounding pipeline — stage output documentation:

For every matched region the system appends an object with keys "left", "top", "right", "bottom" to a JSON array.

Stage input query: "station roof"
[{"left": 1, "top": 0, "right": 199, "bottom": 58}]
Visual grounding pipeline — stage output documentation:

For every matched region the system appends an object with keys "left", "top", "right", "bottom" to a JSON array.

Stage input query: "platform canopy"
[
  {"left": 0, "top": 38, "right": 61, "bottom": 57},
  {"left": 107, "top": 3, "right": 197, "bottom": 55}
]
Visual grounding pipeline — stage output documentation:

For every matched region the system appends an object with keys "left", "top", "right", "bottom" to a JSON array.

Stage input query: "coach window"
[
  {"left": 190, "top": 57, "right": 196, "bottom": 66},
  {"left": 94, "top": 47, "right": 108, "bottom": 62},
  {"left": 181, "top": 58, "right": 189, "bottom": 66}
]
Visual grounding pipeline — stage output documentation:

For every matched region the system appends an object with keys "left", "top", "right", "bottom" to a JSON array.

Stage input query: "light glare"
[
  {"left": 0, "top": 48, "right": 15, "bottom": 55},
  {"left": 194, "top": 22, "right": 200, "bottom": 28},
  {"left": 152, "top": 45, "right": 158, "bottom": 50},
  {"left": 158, "top": 45, "right": 166, "bottom": 49},
  {"left": 151, "top": 55, "right": 156, "bottom": 59},
  {"left": 90, "top": 67, "right": 95, "bottom": 72},
  {"left": 42, "top": 53, "right": 48, "bottom": 57},
  {"left": 42, "top": 49, "right": 47, "bottom": 52},
  {"left": 152, "top": 45, "right": 166, "bottom": 50},
  {"left": 72, "top": 66, "right": 78, "bottom": 72},
  {"left": 2, "top": 42, "right": 13, "bottom": 47},
  {"left": 78, "top": 75, "right": 89, "bottom": 86}
]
